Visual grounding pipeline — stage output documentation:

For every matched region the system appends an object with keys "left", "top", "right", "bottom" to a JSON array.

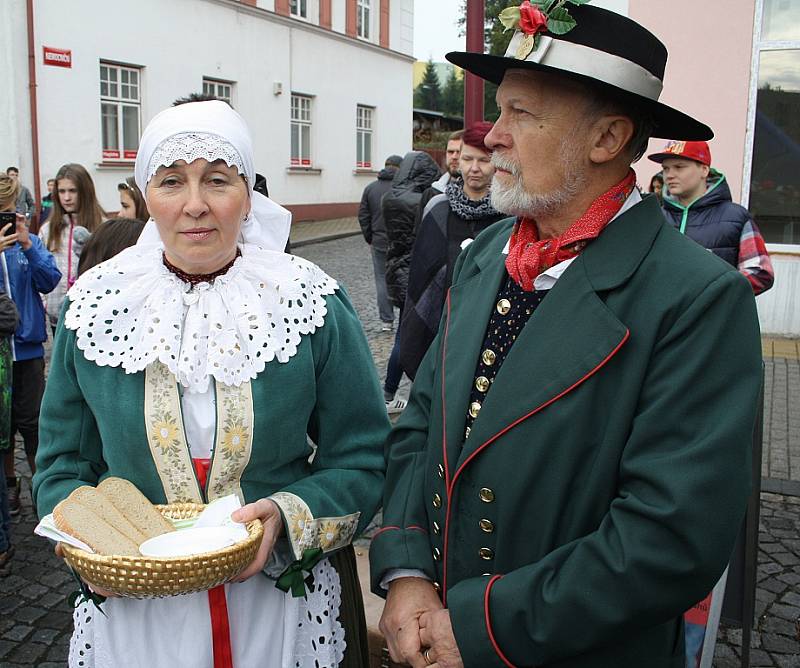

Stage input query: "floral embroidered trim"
[
  {"left": 269, "top": 491, "right": 360, "bottom": 561},
  {"left": 144, "top": 362, "right": 203, "bottom": 503},
  {"left": 207, "top": 379, "right": 254, "bottom": 502}
]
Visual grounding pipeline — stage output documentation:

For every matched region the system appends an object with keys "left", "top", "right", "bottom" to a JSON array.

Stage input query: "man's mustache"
[{"left": 491, "top": 153, "right": 520, "bottom": 177}]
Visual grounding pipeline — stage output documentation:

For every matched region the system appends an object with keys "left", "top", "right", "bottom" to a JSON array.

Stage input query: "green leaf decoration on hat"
[
  {"left": 547, "top": 5, "right": 578, "bottom": 34},
  {"left": 498, "top": 6, "right": 522, "bottom": 32}
]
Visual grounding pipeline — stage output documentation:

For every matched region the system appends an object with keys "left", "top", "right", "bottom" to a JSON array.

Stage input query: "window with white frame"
[
  {"left": 356, "top": 105, "right": 374, "bottom": 169},
  {"left": 746, "top": 0, "right": 800, "bottom": 244},
  {"left": 290, "top": 0, "right": 307, "bottom": 19},
  {"left": 203, "top": 78, "right": 234, "bottom": 105},
  {"left": 100, "top": 62, "right": 141, "bottom": 161},
  {"left": 357, "top": 0, "right": 372, "bottom": 39},
  {"left": 290, "top": 95, "right": 312, "bottom": 167}
]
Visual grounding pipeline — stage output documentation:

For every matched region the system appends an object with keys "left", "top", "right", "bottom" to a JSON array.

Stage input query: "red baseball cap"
[{"left": 647, "top": 140, "right": 712, "bottom": 166}]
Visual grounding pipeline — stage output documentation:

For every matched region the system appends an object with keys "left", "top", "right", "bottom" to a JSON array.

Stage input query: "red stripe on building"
[
  {"left": 320, "top": 0, "right": 332, "bottom": 29},
  {"left": 346, "top": 0, "right": 357, "bottom": 37},
  {"left": 380, "top": 0, "right": 390, "bottom": 48}
]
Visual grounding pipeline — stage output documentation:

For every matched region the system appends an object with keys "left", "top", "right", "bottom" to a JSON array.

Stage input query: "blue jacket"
[{"left": 2, "top": 236, "right": 61, "bottom": 361}]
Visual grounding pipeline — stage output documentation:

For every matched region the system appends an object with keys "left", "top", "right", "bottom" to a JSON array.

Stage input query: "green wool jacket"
[
  {"left": 33, "top": 288, "right": 389, "bottom": 540},
  {"left": 370, "top": 195, "right": 763, "bottom": 667}
]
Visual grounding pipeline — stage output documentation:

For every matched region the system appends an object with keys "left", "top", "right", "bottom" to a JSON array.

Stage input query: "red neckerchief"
[{"left": 505, "top": 170, "right": 637, "bottom": 291}]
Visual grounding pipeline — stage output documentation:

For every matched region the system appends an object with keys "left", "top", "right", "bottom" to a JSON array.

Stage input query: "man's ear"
[{"left": 587, "top": 115, "right": 636, "bottom": 165}]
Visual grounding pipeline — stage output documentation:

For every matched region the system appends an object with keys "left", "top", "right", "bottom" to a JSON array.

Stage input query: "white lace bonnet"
[{"left": 133, "top": 100, "right": 291, "bottom": 252}]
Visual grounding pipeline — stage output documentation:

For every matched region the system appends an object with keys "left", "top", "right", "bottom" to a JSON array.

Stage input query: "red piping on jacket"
[
  {"left": 485, "top": 575, "right": 516, "bottom": 668},
  {"left": 441, "top": 290, "right": 452, "bottom": 491},
  {"left": 405, "top": 525, "right": 428, "bottom": 533},
  {"left": 372, "top": 525, "right": 401, "bottom": 539},
  {"left": 372, "top": 525, "right": 428, "bottom": 540},
  {"left": 440, "top": 321, "right": 631, "bottom": 602}
]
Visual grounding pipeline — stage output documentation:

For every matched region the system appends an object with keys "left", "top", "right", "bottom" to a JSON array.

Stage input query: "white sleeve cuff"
[{"left": 379, "top": 568, "right": 431, "bottom": 591}]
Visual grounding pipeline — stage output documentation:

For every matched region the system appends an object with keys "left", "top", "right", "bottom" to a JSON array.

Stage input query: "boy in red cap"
[{"left": 649, "top": 140, "right": 774, "bottom": 295}]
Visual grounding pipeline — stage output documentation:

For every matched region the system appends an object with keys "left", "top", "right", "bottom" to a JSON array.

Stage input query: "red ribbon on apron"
[{"left": 193, "top": 457, "right": 234, "bottom": 668}]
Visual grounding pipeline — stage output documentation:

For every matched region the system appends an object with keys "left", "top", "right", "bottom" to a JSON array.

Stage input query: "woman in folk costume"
[{"left": 33, "top": 100, "right": 389, "bottom": 668}]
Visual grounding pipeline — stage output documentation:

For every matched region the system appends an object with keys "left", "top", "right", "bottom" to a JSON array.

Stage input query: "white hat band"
[{"left": 504, "top": 33, "right": 664, "bottom": 101}]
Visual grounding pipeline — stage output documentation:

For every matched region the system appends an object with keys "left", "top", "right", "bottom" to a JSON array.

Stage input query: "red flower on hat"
[{"left": 518, "top": 1, "right": 548, "bottom": 35}]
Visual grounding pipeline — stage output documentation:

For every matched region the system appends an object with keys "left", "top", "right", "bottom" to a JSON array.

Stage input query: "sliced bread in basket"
[
  {"left": 97, "top": 477, "right": 176, "bottom": 540},
  {"left": 68, "top": 485, "right": 149, "bottom": 545},
  {"left": 54, "top": 498, "right": 141, "bottom": 556}
]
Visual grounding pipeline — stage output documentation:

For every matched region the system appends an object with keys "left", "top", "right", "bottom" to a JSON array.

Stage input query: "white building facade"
[{"left": 0, "top": 0, "right": 414, "bottom": 221}]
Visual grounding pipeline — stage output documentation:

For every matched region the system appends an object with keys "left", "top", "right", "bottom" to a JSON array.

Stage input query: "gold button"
[
  {"left": 436, "top": 463, "right": 444, "bottom": 479},
  {"left": 479, "top": 547, "right": 494, "bottom": 560},
  {"left": 496, "top": 298, "right": 511, "bottom": 316},
  {"left": 479, "top": 518, "right": 494, "bottom": 533},
  {"left": 479, "top": 487, "right": 495, "bottom": 503},
  {"left": 432, "top": 493, "right": 442, "bottom": 508},
  {"left": 469, "top": 401, "right": 482, "bottom": 418},
  {"left": 433, "top": 547, "right": 441, "bottom": 561},
  {"left": 475, "top": 376, "right": 490, "bottom": 393},
  {"left": 433, "top": 581, "right": 442, "bottom": 593},
  {"left": 464, "top": 426, "right": 471, "bottom": 440},
  {"left": 482, "top": 349, "right": 497, "bottom": 366},
  {"left": 433, "top": 521, "right": 441, "bottom": 535}
]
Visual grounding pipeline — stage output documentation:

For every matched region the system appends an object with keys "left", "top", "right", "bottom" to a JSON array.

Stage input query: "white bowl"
[{"left": 139, "top": 526, "right": 244, "bottom": 558}]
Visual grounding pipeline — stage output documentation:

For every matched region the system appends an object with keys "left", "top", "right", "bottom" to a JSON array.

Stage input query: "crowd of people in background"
[{"left": 0, "top": 162, "right": 150, "bottom": 575}]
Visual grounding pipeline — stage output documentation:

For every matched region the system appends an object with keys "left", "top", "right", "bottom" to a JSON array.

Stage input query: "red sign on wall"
[{"left": 43, "top": 47, "right": 72, "bottom": 68}]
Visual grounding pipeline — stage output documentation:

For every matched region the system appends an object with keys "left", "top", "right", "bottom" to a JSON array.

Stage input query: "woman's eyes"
[{"left": 158, "top": 176, "right": 229, "bottom": 187}]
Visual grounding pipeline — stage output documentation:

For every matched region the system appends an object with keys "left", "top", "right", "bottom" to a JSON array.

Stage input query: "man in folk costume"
[{"left": 370, "top": 3, "right": 763, "bottom": 668}]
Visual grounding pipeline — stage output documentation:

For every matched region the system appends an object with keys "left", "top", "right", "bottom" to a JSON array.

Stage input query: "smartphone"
[{"left": 0, "top": 212, "right": 16, "bottom": 236}]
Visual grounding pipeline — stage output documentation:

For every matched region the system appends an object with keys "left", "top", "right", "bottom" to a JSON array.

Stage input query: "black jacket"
[
  {"left": 358, "top": 168, "right": 396, "bottom": 252},
  {"left": 399, "top": 190, "right": 506, "bottom": 379},
  {"left": 383, "top": 152, "right": 441, "bottom": 309},
  {"left": 0, "top": 293, "right": 19, "bottom": 338},
  {"left": 662, "top": 171, "right": 748, "bottom": 267}
]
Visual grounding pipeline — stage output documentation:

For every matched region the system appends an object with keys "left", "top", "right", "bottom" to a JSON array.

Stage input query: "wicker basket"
[{"left": 61, "top": 502, "right": 264, "bottom": 598}]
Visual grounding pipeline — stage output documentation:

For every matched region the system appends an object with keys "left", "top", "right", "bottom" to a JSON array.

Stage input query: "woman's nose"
[{"left": 182, "top": 184, "right": 209, "bottom": 218}]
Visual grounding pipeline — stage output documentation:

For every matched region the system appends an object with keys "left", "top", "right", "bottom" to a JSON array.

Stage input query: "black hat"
[{"left": 446, "top": 4, "right": 712, "bottom": 141}]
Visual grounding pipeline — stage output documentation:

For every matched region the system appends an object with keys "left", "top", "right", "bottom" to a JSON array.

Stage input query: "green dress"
[{"left": 34, "top": 244, "right": 389, "bottom": 667}]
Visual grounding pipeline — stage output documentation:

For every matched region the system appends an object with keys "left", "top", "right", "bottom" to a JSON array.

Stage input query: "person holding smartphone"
[{"left": 0, "top": 172, "right": 60, "bottom": 516}]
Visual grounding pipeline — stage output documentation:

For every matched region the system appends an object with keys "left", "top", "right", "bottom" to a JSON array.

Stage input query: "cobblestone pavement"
[
  {"left": 763, "top": 357, "right": 800, "bottom": 487},
  {"left": 0, "top": 234, "right": 796, "bottom": 666}
]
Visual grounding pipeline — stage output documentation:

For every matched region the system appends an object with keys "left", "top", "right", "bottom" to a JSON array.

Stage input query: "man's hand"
[
  {"left": 231, "top": 498, "right": 284, "bottom": 581},
  {"left": 419, "top": 609, "right": 463, "bottom": 668},
  {"left": 379, "top": 577, "right": 444, "bottom": 667}
]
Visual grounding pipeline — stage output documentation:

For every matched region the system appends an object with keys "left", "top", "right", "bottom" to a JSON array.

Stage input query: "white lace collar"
[{"left": 65, "top": 244, "right": 338, "bottom": 392}]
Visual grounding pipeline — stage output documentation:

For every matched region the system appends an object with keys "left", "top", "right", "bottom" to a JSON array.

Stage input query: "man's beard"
[{"left": 490, "top": 136, "right": 587, "bottom": 219}]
